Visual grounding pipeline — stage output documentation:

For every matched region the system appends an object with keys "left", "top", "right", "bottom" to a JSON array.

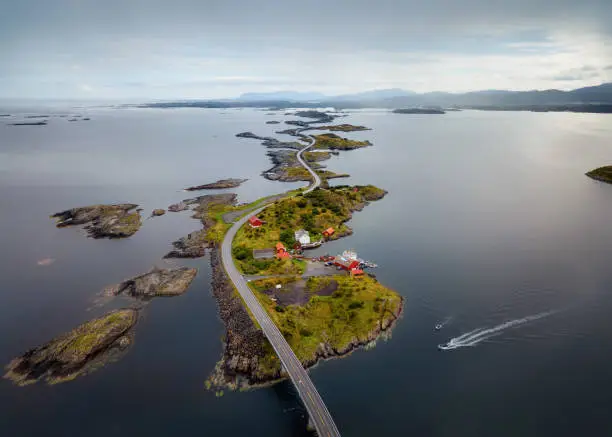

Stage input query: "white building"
[{"left": 294, "top": 229, "right": 311, "bottom": 245}]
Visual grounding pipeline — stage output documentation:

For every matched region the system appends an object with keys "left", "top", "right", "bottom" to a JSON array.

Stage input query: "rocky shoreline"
[{"left": 208, "top": 248, "right": 278, "bottom": 387}]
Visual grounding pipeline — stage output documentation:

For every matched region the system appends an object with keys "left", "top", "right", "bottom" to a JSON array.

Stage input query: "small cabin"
[
  {"left": 249, "top": 216, "right": 263, "bottom": 228},
  {"left": 323, "top": 227, "right": 335, "bottom": 238},
  {"left": 294, "top": 229, "right": 310, "bottom": 245},
  {"left": 276, "top": 242, "right": 290, "bottom": 259}
]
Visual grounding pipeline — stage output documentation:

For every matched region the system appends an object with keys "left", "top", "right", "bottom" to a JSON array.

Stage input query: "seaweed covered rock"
[
  {"left": 4, "top": 309, "right": 138, "bottom": 386},
  {"left": 104, "top": 267, "right": 197, "bottom": 299},
  {"left": 51, "top": 204, "right": 142, "bottom": 238}
]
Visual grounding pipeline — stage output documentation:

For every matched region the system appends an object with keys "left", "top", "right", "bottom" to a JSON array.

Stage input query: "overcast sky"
[{"left": 1, "top": 0, "right": 611, "bottom": 99}]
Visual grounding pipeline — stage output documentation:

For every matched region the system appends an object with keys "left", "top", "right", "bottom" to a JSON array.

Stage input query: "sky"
[{"left": 1, "top": 0, "right": 612, "bottom": 100}]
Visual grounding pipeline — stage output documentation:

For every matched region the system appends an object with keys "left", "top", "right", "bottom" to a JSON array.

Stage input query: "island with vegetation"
[
  {"left": 236, "top": 131, "right": 303, "bottom": 149},
  {"left": 312, "top": 133, "right": 372, "bottom": 150},
  {"left": 4, "top": 309, "right": 138, "bottom": 386},
  {"left": 586, "top": 166, "right": 612, "bottom": 184},
  {"left": 185, "top": 178, "right": 247, "bottom": 191},
  {"left": 205, "top": 184, "right": 401, "bottom": 389},
  {"left": 393, "top": 108, "right": 445, "bottom": 114},
  {"left": 313, "top": 123, "right": 371, "bottom": 132},
  {"left": 51, "top": 204, "right": 142, "bottom": 239}
]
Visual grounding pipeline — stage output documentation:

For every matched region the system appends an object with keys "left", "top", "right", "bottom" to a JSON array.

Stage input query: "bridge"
[{"left": 220, "top": 136, "right": 341, "bottom": 436}]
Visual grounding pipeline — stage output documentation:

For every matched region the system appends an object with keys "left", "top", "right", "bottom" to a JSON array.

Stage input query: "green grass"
[
  {"left": 249, "top": 275, "right": 402, "bottom": 363},
  {"left": 232, "top": 185, "right": 385, "bottom": 259}
]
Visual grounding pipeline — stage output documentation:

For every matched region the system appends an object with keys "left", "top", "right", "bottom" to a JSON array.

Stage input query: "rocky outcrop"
[
  {"left": 164, "top": 230, "right": 209, "bottom": 258},
  {"left": 51, "top": 204, "right": 142, "bottom": 239},
  {"left": 103, "top": 267, "right": 197, "bottom": 300},
  {"left": 151, "top": 209, "right": 166, "bottom": 217},
  {"left": 185, "top": 178, "right": 247, "bottom": 191},
  {"left": 4, "top": 309, "right": 138, "bottom": 386},
  {"left": 265, "top": 121, "right": 281, "bottom": 124}
]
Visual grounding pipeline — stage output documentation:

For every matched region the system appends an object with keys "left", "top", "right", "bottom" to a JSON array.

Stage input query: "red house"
[
  {"left": 350, "top": 268, "right": 364, "bottom": 277},
  {"left": 323, "top": 227, "right": 335, "bottom": 238},
  {"left": 276, "top": 242, "right": 290, "bottom": 259},
  {"left": 334, "top": 257, "right": 360, "bottom": 271},
  {"left": 249, "top": 216, "right": 263, "bottom": 228}
]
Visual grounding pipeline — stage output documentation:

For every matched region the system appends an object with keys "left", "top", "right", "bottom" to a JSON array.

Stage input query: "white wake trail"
[{"left": 439, "top": 311, "right": 557, "bottom": 350}]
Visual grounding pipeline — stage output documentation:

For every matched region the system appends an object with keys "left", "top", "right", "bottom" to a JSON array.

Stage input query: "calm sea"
[{"left": 1, "top": 106, "right": 612, "bottom": 436}]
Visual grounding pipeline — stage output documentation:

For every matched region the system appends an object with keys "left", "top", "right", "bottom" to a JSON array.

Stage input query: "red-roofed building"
[
  {"left": 323, "top": 227, "right": 335, "bottom": 238},
  {"left": 276, "top": 242, "right": 290, "bottom": 259},
  {"left": 350, "top": 268, "right": 364, "bottom": 277},
  {"left": 334, "top": 257, "right": 360, "bottom": 271},
  {"left": 249, "top": 216, "right": 263, "bottom": 228}
]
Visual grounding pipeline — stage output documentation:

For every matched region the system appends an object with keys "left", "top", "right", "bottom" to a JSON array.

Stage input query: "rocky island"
[
  {"left": 236, "top": 131, "right": 303, "bottom": 149},
  {"left": 51, "top": 204, "right": 142, "bottom": 238},
  {"left": 4, "top": 309, "right": 138, "bottom": 386},
  {"left": 103, "top": 267, "right": 197, "bottom": 300},
  {"left": 393, "top": 108, "right": 445, "bottom": 114},
  {"left": 185, "top": 178, "right": 247, "bottom": 191},
  {"left": 586, "top": 166, "right": 612, "bottom": 184}
]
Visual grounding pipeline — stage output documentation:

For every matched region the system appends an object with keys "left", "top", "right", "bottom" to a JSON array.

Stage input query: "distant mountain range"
[{"left": 144, "top": 83, "right": 612, "bottom": 113}]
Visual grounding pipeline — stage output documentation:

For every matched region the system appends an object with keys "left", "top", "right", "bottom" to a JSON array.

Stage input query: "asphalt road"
[{"left": 220, "top": 135, "right": 341, "bottom": 437}]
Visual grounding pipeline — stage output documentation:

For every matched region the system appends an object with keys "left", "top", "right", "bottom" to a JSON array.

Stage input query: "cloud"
[{"left": 1, "top": 0, "right": 611, "bottom": 98}]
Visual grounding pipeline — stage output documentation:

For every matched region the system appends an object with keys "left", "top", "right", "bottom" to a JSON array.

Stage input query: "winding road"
[{"left": 220, "top": 135, "right": 341, "bottom": 437}]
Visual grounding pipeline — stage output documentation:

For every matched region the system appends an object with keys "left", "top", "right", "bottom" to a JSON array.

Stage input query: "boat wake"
[{"left": 438, "top": 311, "right": 557, "bottom": 351}]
